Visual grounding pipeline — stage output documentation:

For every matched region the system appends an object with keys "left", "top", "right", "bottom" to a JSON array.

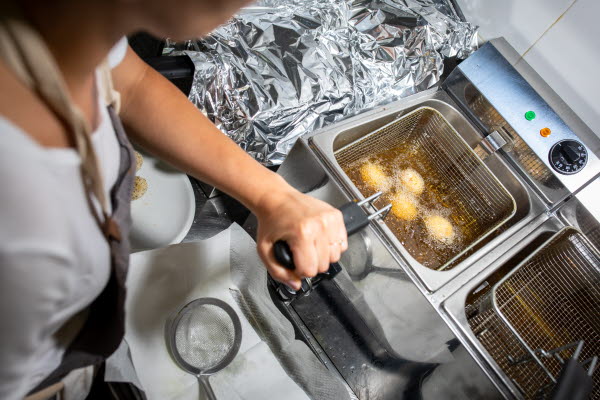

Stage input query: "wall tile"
[
  {"left": 522, "top": 0, "right": 600, "bottom": 136},
  {"left": 456, "top": 0, "right": 574, "bottom": 55}
]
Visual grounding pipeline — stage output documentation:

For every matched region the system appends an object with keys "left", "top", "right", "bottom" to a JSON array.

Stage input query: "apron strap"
[
  {"left": 98, "top": 60, "right": 122, "bottom": 114},
  {"left": 0, "top": 15, "right": 120, "bottom": 241},
  {"left": 23, "top": 382, "right": 64, "bottom": 400}
]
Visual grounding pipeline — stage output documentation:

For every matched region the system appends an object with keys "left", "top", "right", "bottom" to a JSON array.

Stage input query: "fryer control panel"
[{"left": 450, "top": 40, "right": 600, "bottom": 194}]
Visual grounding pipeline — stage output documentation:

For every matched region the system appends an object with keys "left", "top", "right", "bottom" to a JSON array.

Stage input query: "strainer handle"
[{"left": 198, "top": 375, "right": 217, "bottom": 400}]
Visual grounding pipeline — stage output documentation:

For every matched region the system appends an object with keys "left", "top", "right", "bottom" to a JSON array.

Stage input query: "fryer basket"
[
  {"left": 474, "top": 227, "right": 600, "bottom": 398},
  {"left": 466, "top": 91, "right": 558, "bottom": 186},
  {"left": 334, "top": 106, "right": 516, "bottom": 271}
]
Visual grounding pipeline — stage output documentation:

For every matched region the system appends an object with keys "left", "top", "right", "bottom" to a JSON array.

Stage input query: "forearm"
[
  {"left": 114, "top": 48, "right": 291, "bottom": 214},
  {"left": 114, "top": 47, "right": 348, "bottom": 287}
]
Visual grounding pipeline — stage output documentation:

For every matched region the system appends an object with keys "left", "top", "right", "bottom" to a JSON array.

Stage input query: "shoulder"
[{"left": 0, "top": 60, "right": 69, "bottom": 148}]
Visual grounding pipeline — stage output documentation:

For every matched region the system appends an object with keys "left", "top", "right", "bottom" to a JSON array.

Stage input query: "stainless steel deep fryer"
[
  {"left": 268, "top": 38, "right": 600, "bottom": 399},
  {"left": 334, "top": 106, "right": 516, "bottom": 271}
]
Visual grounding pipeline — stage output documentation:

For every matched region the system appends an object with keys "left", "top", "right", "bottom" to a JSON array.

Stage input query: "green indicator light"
[{"left": 525, "top": 111, "right": 536, "bottom": 121}]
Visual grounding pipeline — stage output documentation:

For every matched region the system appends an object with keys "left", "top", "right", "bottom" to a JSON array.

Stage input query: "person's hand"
[{"left": 254, "top": 186, "right": 348, "bottom": 290}]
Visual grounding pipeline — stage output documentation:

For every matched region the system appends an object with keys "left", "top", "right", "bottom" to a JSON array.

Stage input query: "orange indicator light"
[{"left": 540, "top": 127, "right": 551, "bottom": 137}]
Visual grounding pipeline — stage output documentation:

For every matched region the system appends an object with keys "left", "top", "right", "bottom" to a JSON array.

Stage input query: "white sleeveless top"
[{"left": 0, "top": 38, "right": 128, "bottom": 400}]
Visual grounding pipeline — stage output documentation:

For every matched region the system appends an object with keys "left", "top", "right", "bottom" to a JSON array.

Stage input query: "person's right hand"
[{"left": 253, "top": 184, "right": 348, "bottom": 291}]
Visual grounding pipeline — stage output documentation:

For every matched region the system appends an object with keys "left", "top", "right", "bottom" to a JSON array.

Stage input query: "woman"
[{"left": 0, "top": 0, "right": 348, "bottom": 398}]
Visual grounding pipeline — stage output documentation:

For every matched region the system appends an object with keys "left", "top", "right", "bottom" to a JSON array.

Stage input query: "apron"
[{"left": 0, "top": 12, "right": 135, "bottom": 399}]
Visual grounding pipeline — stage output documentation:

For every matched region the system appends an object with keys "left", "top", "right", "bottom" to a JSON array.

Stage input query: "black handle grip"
[
  {"left": 340, "top": 202, "right": 371, "bottom": 235},
  {"left": 274, "top": 240, "right": 295, "bottom": 270},
  {"left": 273, "top": 201, "right": 371, "bottom": 270}
]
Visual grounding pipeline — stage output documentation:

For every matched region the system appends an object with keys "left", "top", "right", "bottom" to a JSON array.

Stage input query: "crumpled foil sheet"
[{"left": 180, "top": 0, "right": 477, "bottom": 165}]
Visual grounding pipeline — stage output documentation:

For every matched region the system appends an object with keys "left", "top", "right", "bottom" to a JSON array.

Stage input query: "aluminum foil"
[{"left": 180, "top": 0, "right": 477, "bottom": 165}]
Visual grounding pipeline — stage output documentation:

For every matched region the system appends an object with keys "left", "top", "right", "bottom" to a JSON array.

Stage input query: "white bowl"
[{"left": 129, "top": 150, "right": 195, "bottom": 252}]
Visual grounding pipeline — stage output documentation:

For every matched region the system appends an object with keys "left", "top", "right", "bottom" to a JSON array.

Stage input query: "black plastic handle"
[
  {"left": 273, "top": 201, "right": 371, "bottom": 270},
  {"left": 340, "top": 201, "right": 372, "bottom": 236},
  {"left": 273, "top": 240, "right": 295, "bottom": 269},
  {"left": 551, "top": 358, "right": 593, "bottom": 400}
]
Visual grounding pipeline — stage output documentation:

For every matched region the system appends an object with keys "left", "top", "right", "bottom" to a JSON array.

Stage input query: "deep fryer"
[{"left": 264, "top": 38, "right": 600, "bottom": 399}]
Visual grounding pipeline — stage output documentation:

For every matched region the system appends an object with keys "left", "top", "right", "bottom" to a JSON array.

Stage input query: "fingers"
[
  {"left": 257, "top": 240, "right": 302, "bottom": 290},
  {"left": 257, "top": 200, "right": 348, "bottom": 288},
  {"left": 338, "top": 216, "right": 348, "bottom": 254},
  {"left": 328, "top": 243, "right": 341, "bottom": 267},
  {"left": 315, "top": 237, "right": 330, "bottom": 274},
  {"left": 287, "top": 209, "right": 347, "bottom": 276},
  {"left": 327, "top": 209, "right": 346, "bottom": 264},
  {"left": 288, "top": 222, "right": 319, "bottom": 278}
]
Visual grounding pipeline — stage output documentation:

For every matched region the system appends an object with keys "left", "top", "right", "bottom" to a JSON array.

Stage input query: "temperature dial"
[{"left": 549, "top": 139, "right": 588, "bottom": 175}]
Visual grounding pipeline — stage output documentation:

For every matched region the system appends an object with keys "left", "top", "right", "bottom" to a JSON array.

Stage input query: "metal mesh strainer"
[
  {"left": 166, "top": 297, "right": 242, "bottom": 400},
  {"left": 473, "top": 228, "right": 600, "bottom": 398}
]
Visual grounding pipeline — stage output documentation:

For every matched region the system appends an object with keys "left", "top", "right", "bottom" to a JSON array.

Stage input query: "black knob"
[
  {"left": 561, "top": 144, "right": 580, "bottom": 164},
  {"left": 549, "top": 140, "right": 588, "bottom": 175}
]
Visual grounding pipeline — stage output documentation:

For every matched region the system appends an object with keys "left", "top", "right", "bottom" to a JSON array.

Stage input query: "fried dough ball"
[
  {"left": 360, "top": 161, "right": 390, "bottom": 192},
  {"left": 132, "top": 176, "right": 148, "bottom": 200},
  {"left": 135, "top": 151, "right": 144, "bottom": 171},
  {"left": 398, "top": 168, "right": 425, "bottom": 195},
  {"left": 424, "top": 215, "right": 454, "bottom": 243},
  {"left": 390, "top": 192, "right": 418, "bottom": 221}
]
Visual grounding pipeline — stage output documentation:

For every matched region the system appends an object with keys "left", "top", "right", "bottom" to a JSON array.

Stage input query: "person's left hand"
[{"left": 253, "top": 186, "right": 348, "bottom": 291}]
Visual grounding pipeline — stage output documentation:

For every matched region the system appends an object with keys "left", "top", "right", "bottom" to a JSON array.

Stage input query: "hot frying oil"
[{"left": 343, "top": 143, "right": 480, "bottom": 270}]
